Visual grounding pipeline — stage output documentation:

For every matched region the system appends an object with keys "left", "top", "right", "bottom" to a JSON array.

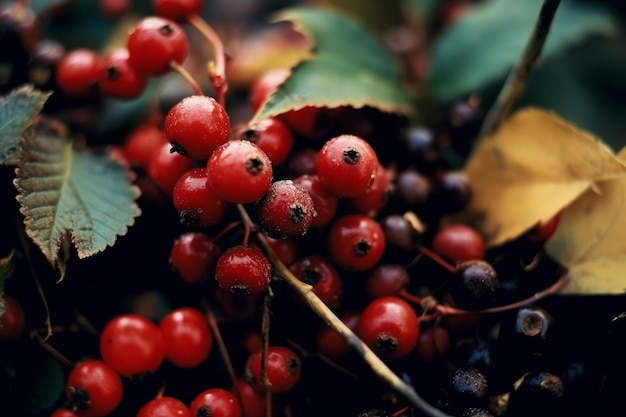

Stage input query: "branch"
[{"left": 478, "top": 0, "right": 562, "bottom": 140}]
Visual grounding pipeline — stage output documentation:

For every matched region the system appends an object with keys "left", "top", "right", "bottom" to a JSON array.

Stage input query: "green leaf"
[
  {"left": 13, "top": 121, "right": 141, "bottom": 277},
  {"left": 401, "top": 0, "right": 440, "bottom": 23},
  {"left": 251, "top": 7, "right": 412, "bottom": 123},
  {"left": 0, "top": 85, "right": 52, "bottom": 165},
  {"left": 428, "top": 0, "right": 618, "bottom": 101}
]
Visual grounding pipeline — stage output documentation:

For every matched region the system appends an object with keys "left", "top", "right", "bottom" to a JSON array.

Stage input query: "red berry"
[
  {"left": 127, "top": 16, "right": 189, "bottom": 76},
  {"left": 316, "top": 310, "right": 360, "bottom": 358},
  {"left": 356, "top": 296, "right": 420, "bottom": 360},
  {"left": 190, "top": 388, "right": 242, "bottom": 417},
  {"left": 289, "top": 255, "right": 343, "bottom": 308},
  {"left": 255, "top": 179, "right": 316, "bottom": 239},
  {"left": 326, "top": 214, "right": 386, "bottom": 271},
  {"left": 170, "top": 231, "right": 222, "bottom": 284},
  {"left": 153, "top": 0, "right": 203, "bottom": 21},
  {"left": 280, "top": 105, "right": 334, "bottom": 140},
  {"left": 65, "top": 359, "right": 123, "bottom": 417},
  {"left": 261, "top": 234, "right": 299, "bottom": 266},
  {"left": 292, "top": 174, "right": 338, "bottom": 228},
  {"left": 122, "top": 122, "right": 168, "bottom": 169},
  {"left": 364, "top": 263, "right": 410, "bottom": 298},
  {"left": 147, "top": 141, "right": 197, "bottom": 197},
  {"left": 164, "top": 95, "right": 231, "bottom": 161},
  {"left": 173, "top": 167, "right": 232, "bottom": 227},
  {"left": 206, "top": 140, "right": 273, "bottom": 204},
  {"left": 527, "top": 212, "right": 560, "bottom": 242},
  {"left": 349, "top": 162, "right": 391, "bottom": 216},
  {"left": 99, "top": 0, "right": 131, "bottom": 18},
  {"left": 50, "top": 409, "right": 79, "bottom": 417},
  {"left": 159, "top": 307, "right": 213, "bottom": 368},
  {"left": 415, "top": 324, "right": 451, "bottom": 363},
  {"left": 136, "top": 396, "right": 190, "bottom": 417},
  {"left": 98, "top": 48, "right": 148, "bottom": 99},
  {"left": 286, "top": 148, "right": 317, "bottom": 178},
  {"left": 432, "top": 223, "right": 486, "bottom": 263},
  {"left": 0, "top": 294, "right": 25, "bottom": 341},
  {"left": 316, "top": 134, "right": 379, "bottom": 198},
  {"left": 249, "top": 68, "right": 289, "bottom": 113},
  {"left": 215, "top": 245, "right": 272, "bottom": 295},
  {"left": 237, "top": 117, "right": 294, "bottom": 166},
  {"left": 55, "top": 48, "right": 101, "bottom": 96},
  {"left": 232, "top": 378, "right": 267, "bottom": 417},
  {"left": 100, "top": 313, "right": 166, "bottom": 377},
  {"left": 244, "top": 346, "right": 302, "bottom": 393}
]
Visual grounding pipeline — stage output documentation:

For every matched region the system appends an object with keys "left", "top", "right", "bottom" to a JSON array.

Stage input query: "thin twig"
[
  {"left": 30, "top": 330, "right": 74, "bottom": 368},
  {"left": 478, "top": 0, "right": 562, "bottom": 140},
  {"left": 169, "top": 60, "right": 204, "bottom": 96}
]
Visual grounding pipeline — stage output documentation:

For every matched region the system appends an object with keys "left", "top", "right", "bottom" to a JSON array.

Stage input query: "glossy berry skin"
[
  {"left": 244, "top": 346, "right": 302, "bottom": 393},
  {"left": 262, "top": 235, "right": 299, "bottom": 266},
  {"left": 237, "top": 117, "right": 294, "bottom": 166},
  {"left": 55, "top": 48, "right": 101, "bottom": 96},
  {"left": 122, "top": 123, "right": 168, "bottom": 169},
  {"left": 232, "top": 378, "right": 267, "bottom": 417},
  {"left": 100, "top": 313, "right": 166, "bottom": 377},
  {"left": 136, "top": 396, "right": 190, "bottom": 417},
  {"left": 190, "top": 388, "right": 242, "bottom": 417},
  {"left": 0, "top": 294, "right": 25, "bottom": 341},
  {"left": 215, "top": 245, "right": 272, "bottom": 295},
  {"left": 293, "top": 174, "right": 337, "bottom": 228},
  {"left": 98, "top": 48, "right": 147, "bottom": 99},
  {"left": 448, "top": 260, "right": 498, "bottom": 311},
  {"left": 289, "top": 255, "right": 343, "bottom": 307},
  {"left": 316, "top": 134, "right": 379, "bottom": 198},
  {"left": 432, "top": 224, "right": 486, "bottom": 263},
  {"left": 153, "top": 0, "right": 203, "bottom": 21},
  {"left": 349, "top": 162, "right": 391, "bottom": 216},
  {"left": 326, "top": 214, "right": 386, "bottom": 271},
  {"left": 159, "top": 307, "right": 213, "bottom": 368},
  {"left": 164, "top": 95, "right": 231, "bottom": 161},
  {"left": 173, "top": 167, "right": 231, "bottom": 227},
  {"left": 170, "top": 231, "right": 221, "bottom": 284},
  {"left": 364, "top": 264, "right": 410, "bottom": 298},
  {"left": 356, "top": 296, "right": 420, "bottom": 360},
  {"left": 249, "top": 68, "right": 289, "bottom": 113},
  {"left": 415, "top": 324, "right": 452, "bottom": 363},
  {"left": 65, "top": 359, "right": 123, "bottom": 417},
  {"left": 206, "top": 140, "right": 273, "bottom": 204},
  {"left": 127, "top": 16, "right": 189, "bottom": 76},
  {"left": 287, "top": 148, "right": 317, "bottom": 178},
  {"left": 147, "top": 141, "right": 197, "bottom": 196},
  {"left": 316, "top": 311, "right": 360, "bottom": 358},
  {"left": 255, "top": 180, "right": 316, "bottom": 239}
]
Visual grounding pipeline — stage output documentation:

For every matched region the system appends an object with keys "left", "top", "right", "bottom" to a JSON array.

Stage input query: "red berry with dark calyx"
[
  {"left": 215, "top": 245, "right": 272, "bottom": 295},
  {"left": 164, "top": 95, "right": 231, "bottom": 161},
  {"left": 127, "top": 16, "right": 189, "bottom": 76},
  {"left": 159, "top": 307, "right": 213, "bottom": 368},
  {"left": 244, "top": 345, "right": 302, "bottom": 393},
  {"left": 147, "top": 141, "right": 197, "bottom": 197},
  {"left": 153, "top": 0, "right": 203, "bottom": 22},
  {"left": 190, "top": 388, "right": 242, "bottom": 417},
  {"left": 172, "top": 167, "right": 232, "bottom": 228},
  {"left": 349, "top": 162, "right": 392, "bottom": 216},
  {"left": 326, "top": 214, "right": 386, "bottom": 272},
  {"left": 136, "top": 396, "right": 190, "bottom": 417},
  {"left": 55, "top": 48, "right": 101, "bottom": 96},
  {"left": 289, "top": 254, "right": 343, "bottom": 308},
  {"left": 170, "top": 231, "right": 222, "bottom": 284},
  {"left": 65, "top": 359, "right": 123, "bottom": 417},
  {"left": 206, "top": 140, "right": 273, "bottom": 204},
  {"left": 255, "top": 179, "right": 317, "bottom": 239},
  {"left": 293, "top": 174, "right": 338, "bottom": 228},
  {"left": 316, "top": 134, "right": 379, "bottom": 198},
  {"left": 98, "top": 48, "right": 147, "bottom": 99},
  {"left": 237, "top": 117, "right": 294, "bottom": 166},
  {"left": 356, "top": 296, "right": 420, "bottom": 361}
]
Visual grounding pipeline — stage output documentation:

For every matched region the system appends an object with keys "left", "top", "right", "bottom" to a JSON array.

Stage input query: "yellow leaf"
[
  {"left": 450, "top": 107, "right": 626, "bottom": 247},
  {"left": 545, "top": 177, "right": 626, "bottom": 294}
]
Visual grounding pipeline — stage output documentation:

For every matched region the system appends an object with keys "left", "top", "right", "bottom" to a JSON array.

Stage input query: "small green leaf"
[
  {"left": 13, "top": 121, "right": 141, "bottom": 276},
  {"left": 0, "top": 85, "right": 52, "bottom": 165},
  {"left": 251, "top": 7, "right": 412, "bottom": 123},
  {"left": 428, "top": 0, "right": 618, "bottom": 101}
]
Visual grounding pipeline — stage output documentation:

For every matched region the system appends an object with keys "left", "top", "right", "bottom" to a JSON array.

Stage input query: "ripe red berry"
[
  {"left": 170, "top": 231, "right": 222, "bottom": 284},
  {"left": 147, "top": 141, "right": 197, "bottom": 197},
  {"left": 237, "top": 117, "right": 294, "bottom": 166},
  {"left": 292, "top": 174, "right": 338, "bottom": 228},
  {"left": 286, "top": 148, "right": 317, "bottom": 178},
  {"left": 159, "top": 307, "right": 213, "bottom": 368},
  {"left": 136, "top": 396, "right": 190, "bottom": 417},
  {"left": 326, "top": 214, "right": 386, "bottom": 271},
  {"left": 153, "top": 0, "right": 203, "bottom": 21},
  {"left": 164, "top": 95, "right": 231, "bottom": 161},
  {"left": 173, "top": 167, "right": 232, "bottom": 227},
  {"left": 55, "top": 48, "right": 101, "bottom": 96},
  {"left": 316, "top": 134, "right": 379, "bottom": 198},
  {"left": 349, "top": 162, "right": 391, "bottom": 216},
  {"left": 100, "top": 313, "right": 166, "bottom": 377},
  {"left": 232, "top": 378, "right": 267, "bottom": 417},
  {"left": 316, "top": 310, "right": 360, "bottom": 358},
  {"left": 356, "top": 296, "right": 420, "bottom": 360},
  {"left": 432, "top": 223, "right": 486, "bottom": 263},
  {"left": 190, "top": 388, "right": 242, "bottom": 417},
  {"left": 289, "top": 255, "right": 343, "bottom": 308},
  {"left": 65, "top": 359, "right": 123, "bottom": 417},
  {"left": 215, "top": 245, "right": 272, "bottom": 295},
  {"left": 98, "top": 48, "right": 148, "bottom": 99},
  {"left": 364, "top": 263, "right": 410, "bottom": 298},
  {"left": 526, "top": 212, "right": 560, "bottom": 242},
  {"left": 255, "top": 179, "right": 316, "bottom": 239},
  {"left": 122, "top": 123, "right": 169, "bottom": 169},
  {"left": 0, "top": 294, "right": 25, "bottom": 341},
  {"left": 244, "top": 346, "right": 302, "bottom": 393},
  {"left": 206, "top": 140, "right": 273, "bottom": 204},
  {"left": 249, "top": 68, "right": 289, "bottom": 113},
  {"left": 127, "top": 16, "right": 189, "bottom": 76},
  {"left": 261, "top": 234, "right": 299, "bottom": 266},
  {"left": 415, "top": 324, "right": 451, "bottom": 363}
]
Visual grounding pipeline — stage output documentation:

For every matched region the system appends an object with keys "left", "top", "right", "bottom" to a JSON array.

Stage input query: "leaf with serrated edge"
[
  {"left": 447, "top": 108, "right": 626, "bottom": 247},
  {"left": 545, "top": 177, "right": 626, "bottom": 295},
  {"left": 251, "top": 7, "right": 412, "bottom": 123},
  {"left": 0, "top": 85, "right": 52, "bottom": 165},
  {"left": 13, "top": 122, "right": 141, "bottom": 276}
]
